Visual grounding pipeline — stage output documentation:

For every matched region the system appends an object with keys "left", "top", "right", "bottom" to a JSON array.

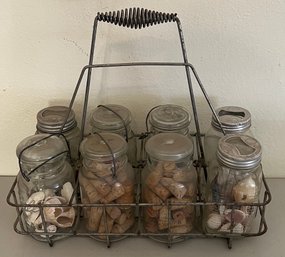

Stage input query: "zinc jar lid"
[
  {"left": 149, "top": 104, "right": 190, "bottom": 131},
  {"left": 145, "top": 133, "right": 194, "bottom": 161},
  {"left": 80, "top": 133, "right": 128, "bottom": 160},
  {"left": 90, "top": 104, "right": 132, "bottom": 131},
  {"left": 211, "top": 106, "right": 251, "bottom": 133},
  {"left": 37, "top": 106, "right": 77, "bottom": 133},
  {"left": 217, "top": 134, "right": 262, "bottom": 170},
  {"left": 16, "top": 134, "right": 67, "bottom": 164}
]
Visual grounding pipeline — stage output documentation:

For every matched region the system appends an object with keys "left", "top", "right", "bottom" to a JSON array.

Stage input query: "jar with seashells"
[
  {"left": 204, "top": 134, "right": 262, "bottom": 234},
  {"left": 79, "top": 133, "right": 135, "bottom": 239},
  {"left": 204, "top": 106, "right": 253, "bottom": 183},
  {"left": 142, "top": 133, "right": 197, "bottom": 237},
  {"left": 90, "top": 104, "right": 137, "bottom": 167},
  {"left": 16, "top": 134, "right": 76, "bottom": 238}
]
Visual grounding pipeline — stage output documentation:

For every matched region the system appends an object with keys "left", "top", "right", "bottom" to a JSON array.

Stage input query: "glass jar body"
[
  {"left": 79, "top": 155, "right": 135, "bottom": 236},
  {"left": 204, "top": 164, "right": 262, "bottom": 234},
  {"left": 91, "top": 126, "right": 137, "bottom": 167},
  {"left": 204, "top": 127, "right": 253, "bottom": 182},
  {"left": 37, "top": 127, "right": 81, "bottom": 163},
  {"left": 17, "top": 161, "right": 75, "bottom": 235},
  {"left": 142, "top": 157, "right": 197, "bottom": 235}
]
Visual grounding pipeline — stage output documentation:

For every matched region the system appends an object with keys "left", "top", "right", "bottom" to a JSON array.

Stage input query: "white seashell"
[
  {"left": 25, "top": 191, "right": 45, "bottom": 215},
  {"left": 224, "top": 209, "right": 246, "bottom": 224},
  {"left": 207, "top": 213, "right": 222, "bottom": 230},
  {"left": 61, "top": 182, "right": 76, "bottom": 204},
  {"left": 219, "top": 223, "right": 231, "bottom": 233},
  {"left": 219, "top": 205, "right": 226, "bottom": 215},
  {"left": 35, "top": 224, "right": 57, "bottom": 238},
  {"left": 233, "top": 223, "right": 244, "bottom": 234},
  {"left": 233, "top": 176, "right": 257, "bottom": 203},
  {"left": 26, "top": 211, "right": 42, "bottom": 226}
]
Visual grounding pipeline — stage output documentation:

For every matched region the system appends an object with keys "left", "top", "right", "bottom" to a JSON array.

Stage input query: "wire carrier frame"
[{"left": 7, "top": 8, "right": 272, "bottom": 249}]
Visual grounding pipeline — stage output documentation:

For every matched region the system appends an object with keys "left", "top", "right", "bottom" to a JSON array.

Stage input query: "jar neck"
[
  {"left": 147, "top": 156, "right": 193, "bottom": 168},
  {"left": 92, "top": 125, "right": 132, "bottom": 138}
]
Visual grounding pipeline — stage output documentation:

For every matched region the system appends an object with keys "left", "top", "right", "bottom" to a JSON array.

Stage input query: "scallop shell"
[
  {"left": 61, "top": 182, "right": 76, "bottom": 204},
  {"left": 206, "top": 213, "right": 222, "bottom": 230},
  {"left": 233, "top": 176, "right": 257, "bottom": 203},
  {"left": 219, "top": 222, "right": 231, "bottom": 233},
  {"left": 233, "top": 223, "right": 244, "bottom": 234}
]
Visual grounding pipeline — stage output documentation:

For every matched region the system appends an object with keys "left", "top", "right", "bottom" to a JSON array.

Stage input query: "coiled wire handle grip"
[{"left": 97, "top": 8, "right": 177, "bottom": 29}]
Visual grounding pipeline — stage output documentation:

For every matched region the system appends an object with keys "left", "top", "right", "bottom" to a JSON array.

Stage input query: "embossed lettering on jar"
[{"left": 204, "top": 134, "right": 262, "bottom": 234}]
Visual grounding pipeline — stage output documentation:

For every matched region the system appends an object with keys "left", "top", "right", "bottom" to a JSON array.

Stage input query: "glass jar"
[
  {"left": 90, "top": 104, "right": 137, "bottom": 167},
  {"left": 36, "top": 106, "right": 81, "bottom": 163},
  {"left": 142, "top": 133, "right": 197, "bottom": 237},
  {"left": 16, "top": 134, "right": 75, "bottom": 237},
  {"left": 204, "top": 106, "right": 252, "bottom": 182},
  {"left": 79, "top": 133, "right": 135, "bottom": 238},
  {"left": 148, "top": 104, "right": 191, "bottom": 136},
  {"left": 204, "top": 134, "right": 262, "bottom": 234}
]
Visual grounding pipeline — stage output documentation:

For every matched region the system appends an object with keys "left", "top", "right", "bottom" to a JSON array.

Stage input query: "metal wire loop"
[
  {"left": 97, "top": 8, "right": 177, "bottom": 29},
  {"left": 18, "top": 134, "right": 71, "bottom": 182},
  {"left": 97, "top": 105, "right": 129, "bottom": 142},
  {"left": 145, "top": 105, "right": 161, "bottom": 132},
  {"left": 92, "top": 132, "right": 117, "bottom": 178}
]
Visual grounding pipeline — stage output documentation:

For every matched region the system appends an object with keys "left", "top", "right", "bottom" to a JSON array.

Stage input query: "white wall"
[{"left": 1, "top": 0, "right": 284, "bottom": 177}]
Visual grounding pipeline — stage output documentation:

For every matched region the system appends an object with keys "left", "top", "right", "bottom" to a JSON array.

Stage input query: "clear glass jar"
[
  {"left": 16, "top": 134, "right": 75, "bottom": 237},
  {"left": 142, "top": 133, "right": 197, "bottom": 237},
  {"left": 204, "top": 134, "right": 262, "bottom": 234},
  {"left": 148, "top": 104, "right": 191, "bottom": 136},
  {"left": 79, "top": 133, "right": 135, "bottom": 238},
  {"left": 36, "top": 106, "right": 81, "bottom": 164},
  {"left": 204, "top": 106, "right": 253, "bottom": 182},
  {"left": 90, "top": 104, "right": 137, "bottom": 167}
]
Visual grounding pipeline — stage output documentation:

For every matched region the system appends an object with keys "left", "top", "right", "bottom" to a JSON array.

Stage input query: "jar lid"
[
  {"left": 149, "top": 104, "right": 190, "bottom": 131},
  {"left": 90, "top": 105, "right": 131, "bottom": 131},
  {"left": 217, "top": 134, "right": 262, "bottom": 170},
  {"left": 145, "top": 133, "right": 194, "bottom": 161},
  {"left": 16, "top": 134, "right": 67, "bottom": 163},
  {"left": 211, "top": 106, "right": 251, "bottom": 133},
  {"left": 80, "top": 133, "right": 128, "bottom": 160},
  {"left": 37, "top": 106, "right": 77, "bottom": 133}
]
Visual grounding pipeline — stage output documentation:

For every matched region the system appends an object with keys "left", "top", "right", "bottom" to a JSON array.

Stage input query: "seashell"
[
  {"left": 206, "top": 213, "right": 222, "bottom": 230},
  {"left": 233, "top": 176, "right": 257, "bottom": 203},
  {"left": 224, "top": 209, "right": 246, "bottom": 224},
  {"left": 43, "top": 196, "right": 75, "bottom": 228},
  {"left": 219, "top": 205, "right": 226, "bottom": 215},
  {"left": 233, "top": 223, "right": 244, "bottom": 234},
  {"left": 25, "top": 191, "right": 45, "bottom": 215},
  {"left": 61, "top": 182, "right": 76, "bottom": 204},
  {"left": 26, "top": 211, "right": 42, "bottom": 226},
  {"left": 35, "top": 224, "right": 57, "bottom": 237},
  {"left": 168, "top": 183, "right": 187, "bottom": 199},
  {"left": 219, "top": 222, "right": 231, "bottom": 233}
]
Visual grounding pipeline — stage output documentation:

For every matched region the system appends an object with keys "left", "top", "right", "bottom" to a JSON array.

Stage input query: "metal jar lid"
[
  {"left": 80, "top": 133, "right": 128, "bottom": 160},
  {"left": 217, "top": 134, "right": 262, "bottom": 170},
  {"left": 37, "top": 106, "right": 77, "bottom": 133},
  {"left": 149, "top": 104, "right": 191, "bottom": 132},
  {"left": 16, "top": 134, "right": 67, "bottom": 164},
  {"left": 145, "top": 133, "right": 194, "bottom": 161},
  {"left": 90, "top": 104, "right": 132, "bottom": 131},
  {"left": 211, "top": 106, "right": 251, "bottom": 133}
]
